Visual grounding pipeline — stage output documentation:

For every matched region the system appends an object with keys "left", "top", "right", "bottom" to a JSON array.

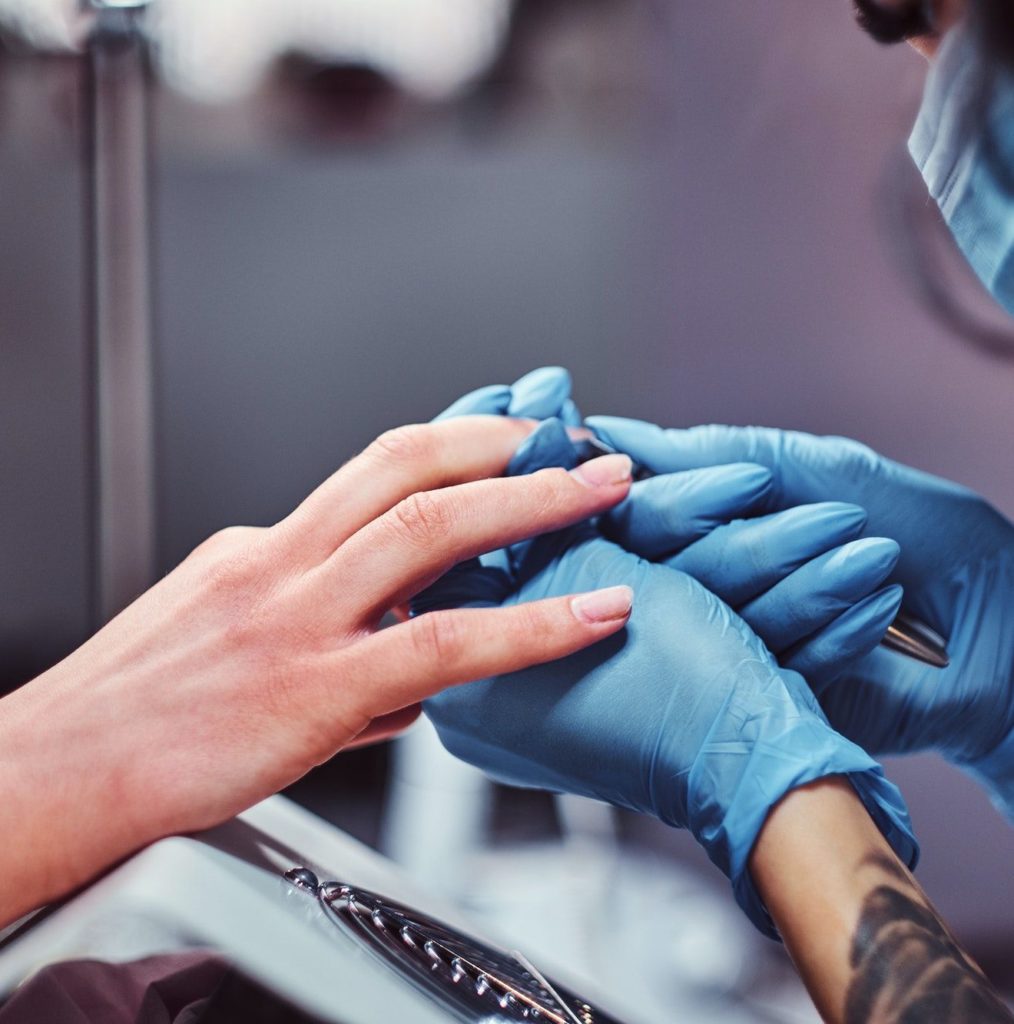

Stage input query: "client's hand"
[
  {"left": 413, "top": 419, "right": 917, "bottom": 935},
  {"left": 0, "top": 416, "right": 633, "bottom": 926}
]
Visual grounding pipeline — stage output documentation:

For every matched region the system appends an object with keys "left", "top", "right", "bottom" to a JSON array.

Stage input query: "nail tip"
[{"left": 571, "top": 585, "right": 634, "bottom": 624}]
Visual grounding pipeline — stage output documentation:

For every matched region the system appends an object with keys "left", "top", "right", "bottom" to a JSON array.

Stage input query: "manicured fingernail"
[
  {"left": 571, "top": 585, "right": 634, "bottom": 623},
  {"left": 572, "top": 453, "right": 632, "bottom": 488}
]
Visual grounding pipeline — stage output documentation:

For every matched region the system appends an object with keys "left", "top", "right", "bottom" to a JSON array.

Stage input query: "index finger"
[{"left": 278, "top": 416, "right": 537, "bottom": 566}]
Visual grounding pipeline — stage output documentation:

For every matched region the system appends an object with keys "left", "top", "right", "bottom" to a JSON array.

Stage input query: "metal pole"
[{"left": 85, "top": 0, "right": 156, "bottom": 624}]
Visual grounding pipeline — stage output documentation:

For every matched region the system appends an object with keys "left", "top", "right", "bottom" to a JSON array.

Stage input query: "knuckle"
[
  {"left": 202, "top": 547, "right": 262, "bottom": 597},
  {"left": 410, "top": 611, "right": 467, "bottom": 667},
  {"left": 216, "top": 596, "right": 272, "bottom": 654},
  {"left": 187, "top": 524, "right": 262, "bottom": 562},
  {"left": 392, "top": 490, "right": 455, "bottom": 547},
  {"left": 198, "top": 541, "right": 282, "bottom": 627},
  {"left": 368, "top": 423, "right": 436, "bottom": 469}
]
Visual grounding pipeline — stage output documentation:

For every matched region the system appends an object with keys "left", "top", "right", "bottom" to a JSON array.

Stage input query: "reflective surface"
[{"left": 284, "top": 868, "right": 625, "bottom": 1024}]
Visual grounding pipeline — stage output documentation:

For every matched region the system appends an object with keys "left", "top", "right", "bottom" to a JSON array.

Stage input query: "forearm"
[{"left": 750, "top": 777, "right": 1012, "bottom": 1023}]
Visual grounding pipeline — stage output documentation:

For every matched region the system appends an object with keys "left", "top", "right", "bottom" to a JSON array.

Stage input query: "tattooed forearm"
[{"left": 845, "top": 853, "right": 1012, "bottom": 1024}]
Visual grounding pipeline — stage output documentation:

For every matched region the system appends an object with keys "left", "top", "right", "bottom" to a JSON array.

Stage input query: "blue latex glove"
[
  {"left": 414, "top": 420, "right": 918, "bottom": 937},
  {"left": 439, "top": 369, "right": 906, "bottom": 686},
  {"left": 588, "top": 417, "right": 1014, "bottom": 820},
  {"left": 435, "top": 366, "right": 583, "bottom": 426}
]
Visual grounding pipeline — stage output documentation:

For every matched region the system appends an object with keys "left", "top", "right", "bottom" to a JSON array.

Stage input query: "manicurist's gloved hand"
[
  {"left": 441, "top": 368, "right": 906, "bottom": 685},
  {"left": 413, "top": 420, "right": 918, "bottom": 936},
  {"left": 436, "top": 365, "right": 583, "bottom": 426},
  {"left": 588, "top": 417, "right": 1014, "bottom": 819}
]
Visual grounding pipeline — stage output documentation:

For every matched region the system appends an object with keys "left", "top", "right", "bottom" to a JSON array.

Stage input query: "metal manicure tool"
[
  {"left": 573, "top": 436, "right": 950, "bottom": 669},
  {"left": 284, "top": 867, "right": 625, "bottom": 1023}
]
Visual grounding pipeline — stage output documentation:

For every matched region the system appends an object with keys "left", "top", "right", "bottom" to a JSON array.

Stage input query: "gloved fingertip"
[
  {"left": 777, "top": 503, "right": 868, "bottom": 555},
  {"left": 560, "top": 398, "right": 583, "bottom": 428},
  {"left": 862, "top": 581, "right": 905, "bottom": 618},
  {"left": 811, "top": 501, "right": 869, "bottom": 532},
  {"left": 707, "top": 462, "right": 774, "bottom": 505},
  {"left": 508, "top": 418, "right": 579, "bottom": 476},
  {"left": 835, "top": 537, "right": 901, "bottom": 587},
  {"left": 435, "top": 384, "right": 512, "bottom": 421},
  {"left": 789, "top": 538, "right": 901, "bottom": 617},
  {"left": 602, "top": 462, "right": 774, "bottom": 556},
  {"left": 877, "top": 583, "right": 906, "bottom": 621},
  {"left": 788, "top": 583, "right": 904, "bottom": 694},
  {"left": 584, "top": 415, "right": 660, "bottom": 451},
  {"left": 507, "top": 366, "right": 573, "bottom": 419}
]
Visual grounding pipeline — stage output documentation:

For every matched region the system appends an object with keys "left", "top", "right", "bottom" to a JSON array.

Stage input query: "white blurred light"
[
  {"left": 0, "top": 0, "right": 78, "bottom": 50},
  {"left": 151, "top": 0, "right": 512, "bottom": 102},
  {"left": 0, "top": 0, "right": 513, "bottom": 103}
]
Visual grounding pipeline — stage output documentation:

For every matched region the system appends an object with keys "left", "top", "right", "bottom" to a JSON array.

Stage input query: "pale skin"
[{"left": 0, "top": 415, "right": 634, "bottom": 926}]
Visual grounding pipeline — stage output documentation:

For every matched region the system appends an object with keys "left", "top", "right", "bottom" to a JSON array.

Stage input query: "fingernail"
[
  {"left": 571, "top": 585, "right": 634, "bottom": 623},
  {"left": 572, "top": 453, "right": 632, "bottom": 488}
]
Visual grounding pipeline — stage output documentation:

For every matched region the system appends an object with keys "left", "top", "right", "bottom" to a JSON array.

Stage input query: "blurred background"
[{"left": 1, "top": 1, "right": 1013, "bottom": 1020}]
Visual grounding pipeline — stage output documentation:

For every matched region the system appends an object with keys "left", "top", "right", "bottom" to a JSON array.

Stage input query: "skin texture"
[
  {"left": 751, "top": 779, "right": 1012, "bottom": 1023},
  {"left": 0, "top": 416, "right": 633, "bottom": 928}
]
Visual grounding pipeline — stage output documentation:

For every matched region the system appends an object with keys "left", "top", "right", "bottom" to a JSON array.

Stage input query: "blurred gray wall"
[{"left": 1, "top": 0, "right": 1012, "bottom": 957}]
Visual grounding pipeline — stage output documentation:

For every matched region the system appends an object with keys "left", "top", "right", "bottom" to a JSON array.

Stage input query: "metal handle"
[{"left": 85, "top": 0, "right": 156, "bottom": 624}]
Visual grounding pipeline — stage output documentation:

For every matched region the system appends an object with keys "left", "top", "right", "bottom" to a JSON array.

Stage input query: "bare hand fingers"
[
  {"left": 277, "top": 417, "right": 537, "bottom": 565},
  {"left": 324, "top": 455, "right": 632, "bottom": 626},
  {"left": 322, "top": 587, "right": 634, "bottom": 739}
]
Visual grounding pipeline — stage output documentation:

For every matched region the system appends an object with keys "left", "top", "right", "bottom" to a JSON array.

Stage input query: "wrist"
[
  {"left": 0, "top": 667, "right": 142, "bottom": 925},
  {"left": 683, "top": 670, "right": 917, "bottom": 938}
]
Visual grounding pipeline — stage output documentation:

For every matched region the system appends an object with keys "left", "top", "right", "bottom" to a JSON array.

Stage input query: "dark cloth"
[{"left": 0, "top": 951, "right": 333, "bottom": 1023}]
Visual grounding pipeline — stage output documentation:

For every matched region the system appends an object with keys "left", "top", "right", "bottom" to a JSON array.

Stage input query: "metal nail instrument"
[
  {"left": 573, "top": 436, "right": 950, "bottom": 669},
  {"left": 284, "top": 867, "right": 626, "bottom": 1023},
  {"left": 85, "top": 0, "right": 157, "bottom": 627}
]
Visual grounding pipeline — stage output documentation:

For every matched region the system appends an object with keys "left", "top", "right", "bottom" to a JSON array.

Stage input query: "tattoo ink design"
[{"left": 845, "top": 854, "right": 1012, "bottom": 1023}]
